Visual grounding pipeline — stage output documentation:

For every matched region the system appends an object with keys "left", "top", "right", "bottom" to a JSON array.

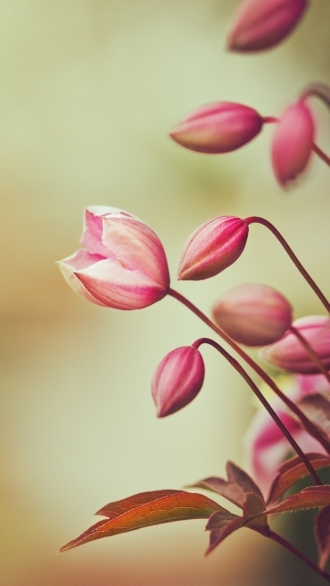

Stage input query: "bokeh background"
[{"left": 1, "top": 1, "right": 330, "bottom": 584}]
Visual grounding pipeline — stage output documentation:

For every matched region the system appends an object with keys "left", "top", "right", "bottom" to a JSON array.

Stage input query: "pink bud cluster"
[{"left": 170, "top": 97, "right": 318, "bottom": 188}]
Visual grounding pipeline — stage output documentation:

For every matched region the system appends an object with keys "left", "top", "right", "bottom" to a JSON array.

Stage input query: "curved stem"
[
  {"left": 313, "top": 143, "right": 330, "bottom": 167},
  {"left": 300, "top": 83, "right": 330, "bottom": 110},
  {"left": 266, "top": 528, "right": 330, "bottom": 583},
  {"left": 194, "top": 337, "right": 322, "bottom": 485},
  {"left": 244, "top": 216, "right": 330, "bottom": 313},
  {"left": 290, "top": 326, "right": 330, "bottom": 384},
  {"left": 168, "top": 288, "right": 330, "bottom": 453}
]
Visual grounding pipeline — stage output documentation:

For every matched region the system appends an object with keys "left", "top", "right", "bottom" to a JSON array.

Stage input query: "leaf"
[
  {"left": 205, "top": 510, "right": 243, "bottom": 554},
  {"left": 267, "top": 453, "right": 330, "bottom": 505},
  {"left": 243, "top": 493, "right": 268, "bottom": 529},
  {"left": 59, "top": 490, "right": 222, "bottom": 552},
  {"left": 267, "top": 485, "right": 330, "bottom": 515},
  {"left": 205, "top": 491, "right": 269, "bottom": 555},
  {"left": 191, "top": 461, "right": 264, "bottom": 509},
  {"left": 298, "top": 394, "right": 330, "bottom": 447},
  {"left": 315, "top": 505, "right": 330, "bottom": 570}
]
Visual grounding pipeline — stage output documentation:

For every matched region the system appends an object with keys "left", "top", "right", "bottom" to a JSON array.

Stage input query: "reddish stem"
[
  {"left": 194, "top": 337, "right": 322, "bottom": 485},
  {"left": 244, "top": 216, "right": 330, "bottom": 313},
  {"left": 313, "top": 143, "right": 330, "bottom": 167},
  {"left": 265, "top": 528, "right": 330, "bottom": 583},
  {"left": 168, "top": 288, "right": 330, "bottom": 454},
  {"left": 290, "top": 326, "right": 330, "bottom": 384}
]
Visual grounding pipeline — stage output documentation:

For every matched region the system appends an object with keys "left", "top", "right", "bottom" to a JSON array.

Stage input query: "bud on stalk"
[
  {"left": 212, "top": 283, "right": 292, "bottom": 346},
  {"left": 178, "top": 216, "right": 249, "bottom": 281},
  {"left": 169, "top": 102, "right": 263, "bottom": 154},
  {"left": 228, "top": 0, "right": 309, "bottom": 53},
  {"left": 262, "top": 316, "right": 330, "bottom": 374},
  {"left": 151, "top": 346, "right": 205, "bottom": 417}
]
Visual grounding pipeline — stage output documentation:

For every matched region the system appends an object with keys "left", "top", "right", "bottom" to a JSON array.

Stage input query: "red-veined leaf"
[
  {"left": 315, "top": 505, "right": 330, "bottom": 570},
  {"left": 59, "top": 490, "right": 222, "bottom": 552},
  {"left": 267, "top": 453, "right": 330, "bottom": 505},
  {"left": 190, "top": 461, "right": 263, "bottom": 509},
  {"left": 267, "top": 485, "right": 330, "bottom": 515}
]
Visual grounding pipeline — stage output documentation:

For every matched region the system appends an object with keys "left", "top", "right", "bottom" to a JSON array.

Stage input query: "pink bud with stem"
[
  {"left": 178, "top": 216, "right": 249, "bottom": 281},
  {"left": 228, "top": 0, "right": 309, "bottom": 53},
  {"left": 57, "top": 206, "right": 170, "bottom": 310},
  {"left": 169, "top": 102, "right": 263, "bottom": 154},
  {"left": 271, "top": 101, "right": 315, "bottom": 186},
  {"left": 262, "top": 316, "right": 330, "bottom": 374},
  {"left": 151, "top": 346, "right": 205, "bottom": 417},
  {"left": 212, "top": 283, "right": 292, "bottom": 346}
]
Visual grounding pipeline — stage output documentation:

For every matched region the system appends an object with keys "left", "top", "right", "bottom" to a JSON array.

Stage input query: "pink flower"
[
  {"left": 245, "top": 374, "right": 329, "bottom": 497},
  {"left": 271, "top": 101, "right": 315, "bottom": 186},
  {"left": 169, "top": 102, "right": 263, "bottom": 154},
  {"left": 151, "top": 346, "right": 205, "bottom": 417},
  {"left": 228, "top": 0, "right": 309, "bottom": 53},
  {"left": 262, "top": 316, "right": 330, "bottom": 374},
  {"left": 178, "top": 216, "right": 249, "bottom": 281},
  {"left": 58, "top": 206, "right": 170, "bottom": 310},
  {"left": 212, "top": 283, "right": 292, "bottom": 346}
]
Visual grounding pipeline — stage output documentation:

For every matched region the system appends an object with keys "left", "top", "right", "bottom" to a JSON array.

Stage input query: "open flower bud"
[
  {"left": 169, "top": 102, "right": 263, "bottom": 154},
  {"left": 212, "top": 283, "right": 292, "bottom": 346},
  {"left": 178, "top": 216, "right": 248, "bottom": 281},
  {"left": 58, "top": 206, "right": 170, "bottom": 310},
  {"left": 262, "top": 316, "right": 330, "bottom": 374},
  {"left": 151, "top": 346, "right": 205, "bottom": 417},
  {"left": 271, "top": 101, "right": 315, "bottom": 186},
  {"left": 228, "top": 0, "right": 308, "bottom": 53}
]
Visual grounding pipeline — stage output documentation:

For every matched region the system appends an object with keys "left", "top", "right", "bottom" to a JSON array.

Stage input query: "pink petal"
[
  {"left": 75, "top": 258, "right": 168, "bottom": 310},
  {"left": 57, "top": 250, "right": 107, "bottom": 306},
  {"left": 80, "top": 206, "right": 123, "bottom": 256},
  {"left": 101, "top": 215, "right": 170, "bottom": 289}
]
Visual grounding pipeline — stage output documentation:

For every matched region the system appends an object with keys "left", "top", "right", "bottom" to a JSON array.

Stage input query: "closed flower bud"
[
  {"left": 151, "top": 346, "right": 205, "bottom": 417},
  {"left": 262, "top": 316, "right": 330, "bottom": 374},
  {"left": 178, "top": 216, "right": 249, "bottom": 281},
  {"left": 212, "top": 283, "right": 292, "bottom": 346},
  {"left": 57, "top": 206, "right": 170, "bottom": 310},
  {"left": 169, "top": 102, "right": 263, "bottom": 154},
  {"left": 272, "top": 101, "right": 315, "bottom": 186},
  {"left": 228, "top": 0, "right": 308, "bottom": 53}
]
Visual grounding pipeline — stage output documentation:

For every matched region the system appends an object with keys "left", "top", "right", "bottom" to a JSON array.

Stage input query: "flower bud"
[
  {"left": 151, "top": 346, "right": 205, "bottom": 417},
  {"left": 169, "top": 102, "right": 263, "bottom": 154},
  {"left": 262, "top": 316, "right": 330, "bottom": 374},
  {"left": 58, "top": 206, "right": 170, "bottom": 310},
  {"left": 271, "top": 101, "right": 315, "bottom": 186},
  {"left": 228, "top": 0, "right": 308, "bottom": 53},
  {"left": 212, "top": 283, "right": 292, "bottom": 346},
  {"left": 178, "top": 216, "right": 249, "bottom": 281}
]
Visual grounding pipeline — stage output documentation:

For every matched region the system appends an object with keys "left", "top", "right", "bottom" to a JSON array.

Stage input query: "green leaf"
[
  {"left": 267, "top": 453, "right": 330, "bottom": 505},
  {"left": 59, "top": 490, "right": 222, "bottom": 552}
]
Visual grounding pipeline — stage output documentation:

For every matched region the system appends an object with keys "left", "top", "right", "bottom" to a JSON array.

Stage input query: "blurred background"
[{"left": 1, "top": 1, "right": 330, "bottom": 584}]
